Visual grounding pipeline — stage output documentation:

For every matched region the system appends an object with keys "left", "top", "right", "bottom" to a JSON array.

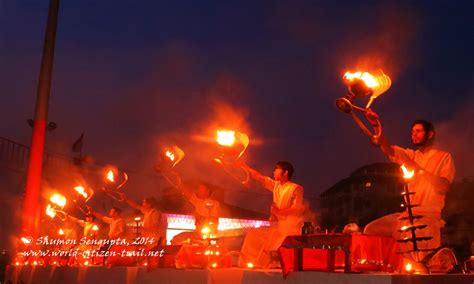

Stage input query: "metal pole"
[{"left": 21, "top": 0, "right": 60, "bottom": 237}]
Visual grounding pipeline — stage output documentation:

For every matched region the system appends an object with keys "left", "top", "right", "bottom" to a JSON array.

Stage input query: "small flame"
[
  {"left": 74, "top": 186, "right": 88, "bottom": 199},
  {"left": 134, "top": 216, "right": 142, "bottom": 222},
  {"left": 106, "top": 170, "right": 115, "bottom": 183},
  {"left": 92, "top": 224, "right": 99, "bottom": 231},
  {"left": 400, "top": 225, "right": 408, "bottom": 231},
  {"left": 143, "top": 262, "right": 148, "bottom": 266},
  {"left": 58, "top": 228, "right": 64, "bottom": 236},
  {"left": 204, "top": 250, "right": 211, "bottom": 256},
  {"left": 49, "top": 193, "right": 67, "bottom": 207},
  {"left": 344, "top": 71, "right": 378, "bottom": 88},
  {"left": 33, "top": 261, "right": 38, "bottom": 266},
  {"left": 405, "top": 262, "right": 413, "bottom": 272},
  {"left": 46, "top": 204, "right": 56, "bottom": 218},
  {"left": 165, "top": 151, "right": 175, "bottom": 162},
  {"left": 401, "top": 164, "right": 415, "bottom": 179},
  {"left": 247, "top": 262, "right": 254, "bottom": 268},
  {"left": 15, "top": 261, "right": 20, "bottom": 266},
  {"left": 201, "top": 226, "right": 211, "bottom": 236},
  {"left": 211, "top": 262, "right": 218, "bottom": 268},
  {"left": 84, "top": 260, "right": 89, "bottom": 266},
  {"left": 216, "top": 130, "right": 236, "bottom": 146}
]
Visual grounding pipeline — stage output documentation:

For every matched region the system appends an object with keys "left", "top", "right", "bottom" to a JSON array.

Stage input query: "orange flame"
[
  {"left": 405, "top": 262, "right": 413, "bottom": 272},
  {"left": 165, "top": 150, "right": 175, "bottom": 162},
  {"left": 211, "top": 262, "right": 218, "bottom": 268},
  {"left": 247, "top": 262, "right": 254, "bottom": 268},
  {"left": 401, "top": 164, "right": 415, "bottom": 179},
  {"left": 46, "top": 204, "right": 56, "bottom": 218},
  {"left": 201, "top": 226, "right": 211, "bottom": 235},
  {"left": 58, "top": 228, "right": 64, "bottom": 236},
  {"left": 106, "top": 170, "right": 115, "bottom": 183},
  {"left": 216, "top": 130, "right": 236, "bottom": 146},
  {"left": 344, "top": 71, "right": 379, "bottom": 88},
  {"left": 49, "top": 193, "right": 67, "bottom": 208},
  {"left": 74, "top": 186, "right": 88, "bottom": 199},
  {"left": 134, "top": 216, "right": 142, "bottom": 222},
  {"left": 92, "top": 224, "right": 99, "bottom": 231}
]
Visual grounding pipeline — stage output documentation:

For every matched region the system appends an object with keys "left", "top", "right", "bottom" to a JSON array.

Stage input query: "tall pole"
[{"left": 21, "top": 0, "right": 60, "bottom": 237}]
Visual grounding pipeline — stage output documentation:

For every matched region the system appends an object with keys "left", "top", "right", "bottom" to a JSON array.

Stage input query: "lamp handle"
[{"left": 350, "top": 110, "right": 382, "bottom": 145}]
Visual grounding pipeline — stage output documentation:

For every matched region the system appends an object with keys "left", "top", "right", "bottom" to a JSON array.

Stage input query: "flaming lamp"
[
  {"left": 336, "top": 70, "right": 391, "bottom": 144},
  {"left": 396, "top": 164, "right": 432, "bottom": 271},
  {"left": 45, "top": 193, "right": 68, "bottom": 220},
  {"left": 73, "top": 185, "right": 94, "bottom": 214},
  {"left": 101, "top": 167, "right": 128, "bottom": 202},
  {"left": 214, "top": 130, "right": 250, "bottom": 185},
  {"left": 154, "top": 145, "right": 185, "bottom": 187}
]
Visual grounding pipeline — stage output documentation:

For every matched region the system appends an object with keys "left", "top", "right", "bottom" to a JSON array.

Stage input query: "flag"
[{"left": 72, "top": 133, "right": 84, "bottom": 153}]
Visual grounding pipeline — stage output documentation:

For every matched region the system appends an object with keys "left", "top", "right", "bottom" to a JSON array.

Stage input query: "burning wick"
[
  {"left": 92, "top": 225, "right": 99, "bottom": 231},
  {"left": 106, "top": 170, "right": 115, "bottom": 183},
  {"left": 46, "top": 204, "right": 56, "bottom": 218},
  {"left": 216, "top": 130, "right": 236, "bottom": 146},
  {"left": 165, "top": 151, "right": 175, "bottom": 162},
  {"left": 58, "top": 228, "right": 65, "bottom": 236},
  {"left": 74, "top": 186, "right": 88, "bottom": 199},
  {"left": 247, "top": 262, "right": 254, "bottom": 268},
  {"left": 405, "top": 262, "right": 413, "bottom": 273},
  {"left": 50, "top": 193, "right": 67, "bottom": 207},
  {"left": 401, "top": 164, "right": 415, "bottom": 180},
  {"left": 344, "top": 71, "right": 378, "bottom": 88}
]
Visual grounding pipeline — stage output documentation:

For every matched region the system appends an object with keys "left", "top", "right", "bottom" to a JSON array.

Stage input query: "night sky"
[{"left": 0, "top": 1, "right": 472, "bottom": 212}]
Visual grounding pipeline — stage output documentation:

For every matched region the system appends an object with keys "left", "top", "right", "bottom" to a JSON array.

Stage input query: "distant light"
[
  {"left": 405, "top": 263, "right": 413, "bottom": 272},
  {"left": 247, "top": 262, "right": 254, "bottom": 268},
  {"left": 365, "top": 182, "right": 372, "bottom": 188}
]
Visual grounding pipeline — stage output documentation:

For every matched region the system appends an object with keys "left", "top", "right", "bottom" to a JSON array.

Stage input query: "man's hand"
[
  {"left": 365, "top": 109, "right": 380, "bottom": 126},
  {"left": 270, "top": 203, "right": 279, "bottom": 216},
  {"left": 119, "top": 192, "right": 127, "bottom": 202},
  {"left": 234, "top": 159, "right": 245, "bottom": 169}
]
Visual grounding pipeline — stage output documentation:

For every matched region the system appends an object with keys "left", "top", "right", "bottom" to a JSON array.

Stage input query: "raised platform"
[{"left": 5, "top": 266, "right": 474, "bottom": 284}]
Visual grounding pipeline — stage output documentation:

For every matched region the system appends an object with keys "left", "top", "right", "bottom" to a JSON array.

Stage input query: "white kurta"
[
  {"left": 390, "top": 146, "right": 455, "bottom": 215},
  {"left": 102, "top": 216, "right": 126, "bottom": 239},
  {"left": 365, "top": 146, "right": 455, "bottom": 252},
  {"left": 240, "top": 178, "right": 304, "bottom": 267},
  {"left": 141, "top": 208, "right": 165, "bottom": 242}
]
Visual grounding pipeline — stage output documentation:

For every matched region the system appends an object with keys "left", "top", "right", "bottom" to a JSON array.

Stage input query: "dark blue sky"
[{"left": 0, "top": 1, "right": 472, "bottom": 210}]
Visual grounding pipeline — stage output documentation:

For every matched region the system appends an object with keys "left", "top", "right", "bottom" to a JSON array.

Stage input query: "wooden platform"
[{"left": 5, "top": 266, "right": 474, "bottom": 284}]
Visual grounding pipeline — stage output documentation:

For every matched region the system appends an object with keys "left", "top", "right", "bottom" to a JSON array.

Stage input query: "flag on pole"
[{"left": 72, "top": 133, "right": 84, "bottom": 153}]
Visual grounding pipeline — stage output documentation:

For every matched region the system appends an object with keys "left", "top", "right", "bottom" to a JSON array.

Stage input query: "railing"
[{"left": 0, "top": 136, "right": 29, "bottom": 172}]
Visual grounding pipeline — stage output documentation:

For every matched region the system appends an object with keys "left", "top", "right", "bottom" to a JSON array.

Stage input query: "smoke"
[{"left": 436, "top": 94, "right": 474, "bottom": 180}]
